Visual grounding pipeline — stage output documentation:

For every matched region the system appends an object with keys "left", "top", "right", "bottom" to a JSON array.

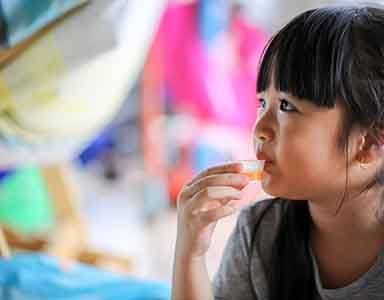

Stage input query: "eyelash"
[{"left": 258, "top": 98, "right": 297, "bottom": 113}]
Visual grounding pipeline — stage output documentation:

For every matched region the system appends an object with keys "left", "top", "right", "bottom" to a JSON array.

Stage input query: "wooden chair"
[{"left": 0, "top": 164, "right": 132, "bottom": 273}]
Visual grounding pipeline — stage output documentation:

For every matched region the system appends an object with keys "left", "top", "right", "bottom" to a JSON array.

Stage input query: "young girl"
[{"left": 172, "top": 5, "right": 384, "bottom": 300}]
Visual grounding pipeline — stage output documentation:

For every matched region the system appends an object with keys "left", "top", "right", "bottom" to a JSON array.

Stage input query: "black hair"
[{"left": 253, "top": 5, "right": 384, "bottom": 300}]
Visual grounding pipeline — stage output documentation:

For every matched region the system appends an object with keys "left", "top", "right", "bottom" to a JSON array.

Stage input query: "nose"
[{"left": 252, "top": 109, "right": 275, "bottom": 146}]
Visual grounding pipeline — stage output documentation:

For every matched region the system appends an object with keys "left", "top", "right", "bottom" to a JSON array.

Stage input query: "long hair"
[{"left": 253, "top": 6, "right": 384, "bottom": 300}]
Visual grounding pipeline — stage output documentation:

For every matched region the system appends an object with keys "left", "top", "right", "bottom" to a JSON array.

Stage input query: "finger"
[
  {"left": 181, "top": 173, "right": 249, "bottom": 201},
  {"left": 197, "top": 204, "right": 238, "bottom": 224},
  {"left": 188, "top": 186, "right": 242, "bottom": 214},
  {"left": 185, "top": 162, "right": 243, "bottom": 187}
]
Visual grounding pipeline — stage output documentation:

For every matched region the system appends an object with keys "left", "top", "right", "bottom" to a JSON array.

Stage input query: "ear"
[{"left": 355, "top": 130, "right": 384, "bottom": 165}]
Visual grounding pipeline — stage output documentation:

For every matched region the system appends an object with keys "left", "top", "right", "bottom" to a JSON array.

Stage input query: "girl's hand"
[{"left": 175, "top": 162, "right": 249, "bottom": 259}]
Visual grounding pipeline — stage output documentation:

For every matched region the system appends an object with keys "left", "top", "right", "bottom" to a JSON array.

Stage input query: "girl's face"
[{"left": 253, "top": 84, "right": 354, "bottom": 202}]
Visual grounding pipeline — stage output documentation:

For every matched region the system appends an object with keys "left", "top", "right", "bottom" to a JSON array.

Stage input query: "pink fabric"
[{"left": 149, "top": 3, "right": 268, "bottom": 129}]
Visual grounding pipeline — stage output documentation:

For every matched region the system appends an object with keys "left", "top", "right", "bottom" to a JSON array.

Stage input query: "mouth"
[
  {"left": 255, "top": 145, "right": 274, "bottom": 174},
  {"left": 256, "top": 150, "right": 273, "bottom": 164}
]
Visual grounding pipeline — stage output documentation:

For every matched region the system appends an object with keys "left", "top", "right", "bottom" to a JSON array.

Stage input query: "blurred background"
[{"left": 0, "top": 0, "right": 380, "bottom": 298}]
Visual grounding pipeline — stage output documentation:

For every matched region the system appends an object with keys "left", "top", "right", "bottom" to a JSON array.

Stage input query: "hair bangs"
[{"left": 257, "top": 7, "right": 358, "bottom": 109}]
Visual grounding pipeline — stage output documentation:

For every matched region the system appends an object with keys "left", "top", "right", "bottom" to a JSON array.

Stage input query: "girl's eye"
[
  {"left": 257, "top": 98, "right": 298, "bottom": 114},
  {"left": 258, "top": 98, "right": 266, "bottom": 110},
  {"left": 279, "top": 99, "right": 297, "bottom": 112}
]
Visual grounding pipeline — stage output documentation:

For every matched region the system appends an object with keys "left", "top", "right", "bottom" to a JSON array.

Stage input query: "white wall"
[{"left": 243, "top": 0, "right": 384, "bottom": 31}]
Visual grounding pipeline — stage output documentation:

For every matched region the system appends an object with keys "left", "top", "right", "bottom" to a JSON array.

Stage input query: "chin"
[{"left": 261, "top": 176, "right": 306, "bottom": 200}]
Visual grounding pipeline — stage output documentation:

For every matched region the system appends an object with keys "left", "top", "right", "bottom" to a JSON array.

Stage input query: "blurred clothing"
[
  {"left": 149, "top": 1, "right": 268, "bottom": 129},
  {"left": 0, "top": 253, "right": 171, "bottom": 300}
]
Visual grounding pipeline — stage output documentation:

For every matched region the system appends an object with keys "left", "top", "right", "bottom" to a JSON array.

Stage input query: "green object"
[{"left": 0, "top": 166, "right": 55, "bottom": 234}]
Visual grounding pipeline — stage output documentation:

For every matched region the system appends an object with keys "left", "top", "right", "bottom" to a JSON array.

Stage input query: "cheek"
[
  {"left": 284, "top": 139, "right": 330, "bottom": 193},
  {"left": 279, "top": 126, "right": 335, "bottom": 167},
  {"left": 264, "top": 129, "right": 346, "bottom": 198}
]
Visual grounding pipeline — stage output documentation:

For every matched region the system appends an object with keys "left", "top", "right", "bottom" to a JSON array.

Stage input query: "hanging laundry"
[
  {"left": 0, "top": 0, "right": 166, "bottom": 167},
  {"left": 0, "top": 0, "right": 88, "bottom": 47},
  {"left": 148, "top": 1, "right": 268, "bottom": 129}
]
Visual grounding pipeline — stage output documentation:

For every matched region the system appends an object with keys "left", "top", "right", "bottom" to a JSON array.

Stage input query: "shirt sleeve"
[{"left": 212, "top": 208, "right": 258, "bottom": 300}]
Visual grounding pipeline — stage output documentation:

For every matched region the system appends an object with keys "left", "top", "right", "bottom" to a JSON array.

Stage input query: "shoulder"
[
  {"left": 238, "top": 197, "right": 285, "bottom": 233},
  {"left": 234, "top": 198, "right": 286, "bottom": 260},
  {"left": 213, "top": 198, "right": 286, "bottom": 299}
]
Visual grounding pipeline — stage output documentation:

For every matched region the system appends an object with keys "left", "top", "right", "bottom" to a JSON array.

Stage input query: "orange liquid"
[{"left": 242, "top": 170, "right": 264, "bottom": 181}]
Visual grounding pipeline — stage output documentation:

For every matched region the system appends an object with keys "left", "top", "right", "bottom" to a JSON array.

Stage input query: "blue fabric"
[
  {"left": 0, "top": 253, "right": 171, "bottom": 300},
  {"left": 78, "top": 127, "right": 114, "bottom": 166},
  {"left": 198, "top": 0, "right": 229, "bottom": 47},
  {"left": 193, "top": 141, "right": 230, "bottom": 173},
  {"left": 0, "top": 0, "right": 87, "bottom": 46},
  {"left": 0, "top": 169, "right": 13, "bottom": 182}
]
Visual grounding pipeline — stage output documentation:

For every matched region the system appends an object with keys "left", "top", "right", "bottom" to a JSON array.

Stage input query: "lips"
[
  {"left": 257, "top": 152, "right": 273, "bottom": 175},
  {"left": 257, "top": 152, "right": 273, "bottom": 164},
  {"left": 256, "top": 145, "right": 273, "bottom": 163}
]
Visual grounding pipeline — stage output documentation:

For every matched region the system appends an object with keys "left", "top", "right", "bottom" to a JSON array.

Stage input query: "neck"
[{"left": 308, "top": 186, "right": 384, "bottom": 243}]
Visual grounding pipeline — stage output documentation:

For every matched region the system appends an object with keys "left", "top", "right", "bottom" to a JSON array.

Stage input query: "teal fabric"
[
  {"left": 0, "top": 166, "right": 55, "bottom": 234},
  {"left": 0, "top": 253, "right": 171, "bottom": 299},
  {"left": 1, "top": 0, "right": 87, "bottom": 46}
]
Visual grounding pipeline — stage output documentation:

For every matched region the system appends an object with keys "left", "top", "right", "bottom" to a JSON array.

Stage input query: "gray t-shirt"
[{"left": 213, "top": 198, "right": 384, "bottom": 300}]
